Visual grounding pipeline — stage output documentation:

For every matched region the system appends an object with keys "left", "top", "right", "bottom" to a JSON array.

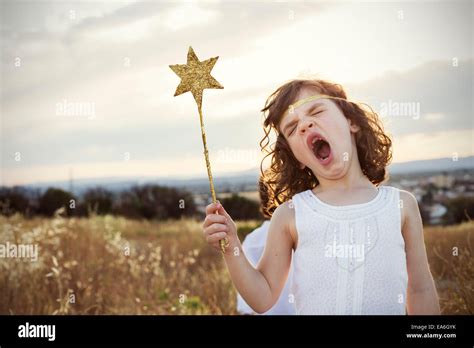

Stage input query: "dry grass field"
[{"left": 0, "top": 213, "right": 472, "bottom": 315}]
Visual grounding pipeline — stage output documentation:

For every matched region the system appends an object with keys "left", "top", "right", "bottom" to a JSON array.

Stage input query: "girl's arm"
[
  {"left": 203, "top": 201, "right": 294, "bottom": 314},
  {"left": 401, "top": 191, "right": 441, "bottom": 315}
]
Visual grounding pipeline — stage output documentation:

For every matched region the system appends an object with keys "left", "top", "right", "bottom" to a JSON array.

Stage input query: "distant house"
[
  {"left": 429, "top": 203, "right": 448, "bottom": 224},
  {"left": 431, "top": 173, "right": 455, "bottom": 189}
]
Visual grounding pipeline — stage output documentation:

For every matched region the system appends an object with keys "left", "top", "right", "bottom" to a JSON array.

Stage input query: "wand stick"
[
  {"left": 170, "top": 47, "right": 229, "bottom": 253},
  {"left": 197, "top": 105, "right": 229, "bottom": 252},
  {"left": 197, "top": 105, "right": 216, "bottom": 202}
]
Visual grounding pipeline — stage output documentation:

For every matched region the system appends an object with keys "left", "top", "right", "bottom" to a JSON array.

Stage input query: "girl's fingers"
[
  {"left": 205, "top": 202, "right": 221, "bottom": 215},
  {"left": 203, "top": 213, "right": 227, "bottom": 228},
  {"left": 216, "top": 204, "right": 232, "bottom": 221},
  {"left": 203, "top": 201, "right": 233, "bottom": 251},
  {"left": 210, "top": 242, "right": 222, "bottom": 251},
  {"left": 204, "top": 223, "right": 228, "bottom": 237},
  {"left": 205, "top": 201, "right": 232, "bottom": 222},
  {"left": 206, "top": 232, "right": 228, "bottom": 244}
]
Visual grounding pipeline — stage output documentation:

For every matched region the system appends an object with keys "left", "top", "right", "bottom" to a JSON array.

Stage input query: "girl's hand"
[{"left": 203, "top": 201, "right": 239, "bottom": 253}]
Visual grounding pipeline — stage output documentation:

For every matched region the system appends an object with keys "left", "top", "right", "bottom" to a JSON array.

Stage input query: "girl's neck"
[{"left": 317, "top": 173, "right": 373, "bottom": 193}]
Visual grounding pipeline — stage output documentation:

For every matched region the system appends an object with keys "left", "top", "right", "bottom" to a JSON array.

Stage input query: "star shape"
[{"left": 169, "top": 46, "right": 224, "bottom": 109}]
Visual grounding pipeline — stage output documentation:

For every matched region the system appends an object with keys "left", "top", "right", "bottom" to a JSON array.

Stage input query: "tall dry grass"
[
  {"left": 424, "top": 222, "right": 474, "bottom": 314},
  {"left": 0, "top": 211, "right": 250, "bottom": 314},
  {"left": 0, "top": 212, "right": 472, "bottom": 314}
]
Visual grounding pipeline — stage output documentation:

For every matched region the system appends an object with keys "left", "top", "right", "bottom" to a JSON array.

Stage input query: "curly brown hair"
[
  {"left": 260, "top": 79, "right": 392, "bottom": 217},
  {"left": 258, "top": 173, "right": 272, "bottom": 220}
]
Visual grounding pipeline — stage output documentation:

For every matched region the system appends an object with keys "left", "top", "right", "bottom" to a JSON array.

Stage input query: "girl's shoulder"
[
  {"left": 397, "top": 189, "right": 420, "bottom": 229},
  {"left": 380, "top": 186, "right": 419, "bottom": 220},
  {"left": 272, "top": 201, "right": 296, "bottom": 230}
]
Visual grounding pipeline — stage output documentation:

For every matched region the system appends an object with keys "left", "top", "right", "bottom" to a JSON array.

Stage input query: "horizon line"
[{"left": 2, "top": 155, "right": 473, "bottom": 188}]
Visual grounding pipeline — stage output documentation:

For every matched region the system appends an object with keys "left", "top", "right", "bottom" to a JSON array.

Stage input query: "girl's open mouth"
[{"left": 308, "top": 133, "right": 333, "bottom": 165}]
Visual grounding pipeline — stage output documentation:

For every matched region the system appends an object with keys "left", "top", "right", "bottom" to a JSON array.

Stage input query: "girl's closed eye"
[
  {"left": 288, "top": 125, "right": 297, "bottom": 136},
  {"left": 311, "top": 110, "right": 324, "bottom": 118}
]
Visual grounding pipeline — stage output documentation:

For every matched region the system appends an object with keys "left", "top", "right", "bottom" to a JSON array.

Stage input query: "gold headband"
[{"left": 286, "top": 94, "right": 351, "bottom": 115}]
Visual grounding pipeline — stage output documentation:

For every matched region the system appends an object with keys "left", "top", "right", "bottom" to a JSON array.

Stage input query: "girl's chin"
[{"left": 310, "top": 158, "right": 348, "bottom": 180}]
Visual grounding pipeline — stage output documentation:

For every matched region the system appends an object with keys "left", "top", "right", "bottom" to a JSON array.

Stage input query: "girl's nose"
[{"left": 300, "top": 120, "right": 314, "bottom": 134}]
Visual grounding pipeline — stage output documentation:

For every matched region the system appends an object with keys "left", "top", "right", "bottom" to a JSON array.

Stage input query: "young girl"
[{"left": 203, "top": 79, "right": 440, "bottom": 315}]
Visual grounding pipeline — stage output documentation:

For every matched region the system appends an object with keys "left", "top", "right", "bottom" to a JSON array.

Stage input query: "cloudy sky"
[{"left": 1, "top": 0, "right": 472, "bottom": 186}]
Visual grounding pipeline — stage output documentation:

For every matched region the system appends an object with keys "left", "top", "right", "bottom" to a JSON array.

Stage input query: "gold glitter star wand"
[{"left": 169, "top": 47, "right": 229, "bottom": 253}]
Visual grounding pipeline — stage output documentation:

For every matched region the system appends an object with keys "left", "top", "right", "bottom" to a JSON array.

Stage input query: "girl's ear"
[
  {"left": 299, "top": 162, "right": 306, "bottom": 170},
  {"left": 347, "top": 118, "right": 361, "bottom": 133}
]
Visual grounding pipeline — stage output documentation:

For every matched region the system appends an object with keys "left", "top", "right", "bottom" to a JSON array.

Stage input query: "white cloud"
[
  {"left": 162, "top": 3, "right": 218, "bottom": 32},
  {"left": 84, "top": 16, "right": 157, "bottom": 43},
  {"left": 424, "top": 113, "right": 445, "bottom": 121}
]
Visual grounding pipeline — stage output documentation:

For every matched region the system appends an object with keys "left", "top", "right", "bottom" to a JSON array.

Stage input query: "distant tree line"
[
  {"left": 0, "top": 185, "right": 267, "bottom": 221},
  {"left": 0, "top": 185, "right": 197, "bottom": 220},
  {"left": 442, "top": 196, "right": 474, "bottom": 225},
  {"left": 4, "top": 183, "right": 469, "bottom": 224},
  {"left": 218, "top": 193, "right": 262, "bottom": 220}
]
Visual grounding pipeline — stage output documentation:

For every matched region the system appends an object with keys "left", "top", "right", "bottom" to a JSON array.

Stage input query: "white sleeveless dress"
[{"left": 289, "top": 185, "right": 408, "bottom": 315}]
